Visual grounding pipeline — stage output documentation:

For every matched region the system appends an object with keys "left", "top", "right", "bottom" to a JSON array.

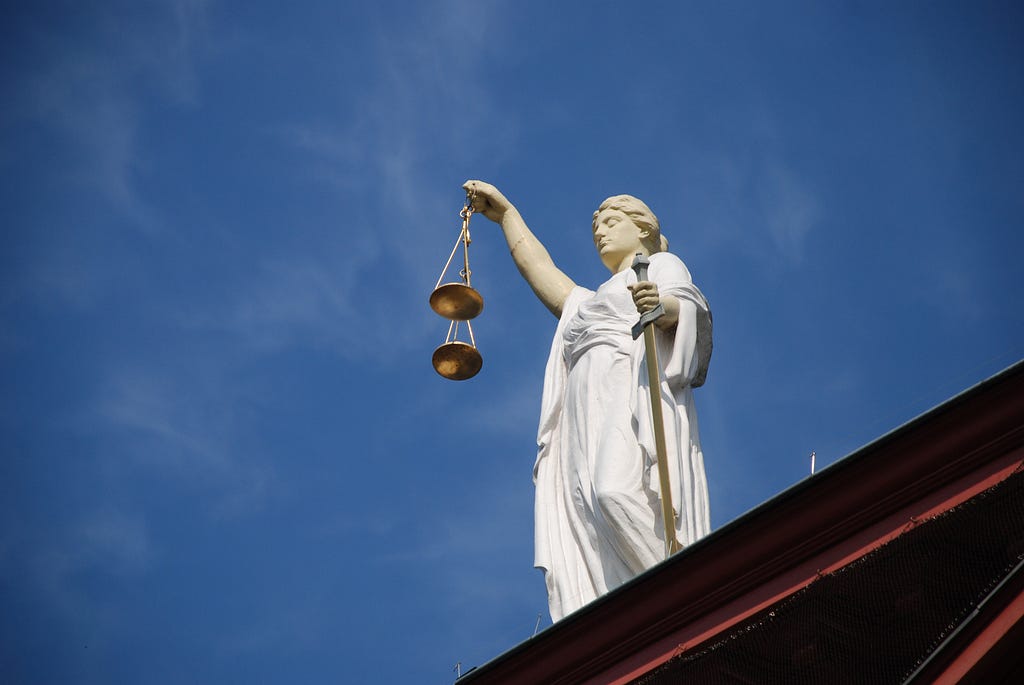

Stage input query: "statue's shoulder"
[{"left": 650, "top": 251, "right": 692, "bottom": 284}]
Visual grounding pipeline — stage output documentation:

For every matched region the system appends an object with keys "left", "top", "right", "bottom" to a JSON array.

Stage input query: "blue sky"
[{"left": 2, "top": 1, "right": 1022, "bottom": 682}]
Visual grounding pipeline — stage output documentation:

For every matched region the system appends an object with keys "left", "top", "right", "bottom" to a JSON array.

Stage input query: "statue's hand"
[
  {"left": 628, "top": 281, "right": 661, "bottom": 314},
  {"left": 463, "top": 180, "right": 514, "bottom": 224}
]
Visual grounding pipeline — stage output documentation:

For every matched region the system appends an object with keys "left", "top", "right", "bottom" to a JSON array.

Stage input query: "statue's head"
[{"left": 592, "top": 195, "right": 667, "bottom": 261}]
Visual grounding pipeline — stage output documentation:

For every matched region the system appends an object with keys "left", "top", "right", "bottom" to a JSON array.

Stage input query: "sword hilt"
[{"left": 631, "top": 253, "right": 665, "bottom": 339}]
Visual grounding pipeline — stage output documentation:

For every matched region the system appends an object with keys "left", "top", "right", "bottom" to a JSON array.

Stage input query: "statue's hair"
[{"left": 593, "top": 195, "right": 666, "bottom": 253}]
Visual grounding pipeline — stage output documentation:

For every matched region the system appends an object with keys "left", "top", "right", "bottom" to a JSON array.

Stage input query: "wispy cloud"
[
  {"left": 222, "top": 257, "right": 369, "bottom": 353},
  {"left": 760, "top": 161, "right": 819, "bottom": 264},
  {"left": 91, "top": 364, "right": 278, "bottom": 519},
  {"left": 77, "top": 510, "right": 155, "bottom": 576},
  {"left": 683, "top": 151, "right": 819, "bottom": 268},
  {"left": 27, "top": 57, "right": 159, "bottom": 232},
  {"left": 465, "top": 370, "right": 545, "bottom": 436},
  {"left": 163, "top": 0, "right": 214, "bottom": 105},
  {"left": 1, "top": 509, "right": 154, "bottom": 627},
  {"left": 9, "top": 2, "right": 213, "bottom": 234},
  {"left": 669, "top": 100, "right": 821, "bottom": 271}
]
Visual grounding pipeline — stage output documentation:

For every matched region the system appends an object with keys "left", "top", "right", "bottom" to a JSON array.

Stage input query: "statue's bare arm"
[{"left": 464, "top": 180, "right": 577, "bottom": 318}]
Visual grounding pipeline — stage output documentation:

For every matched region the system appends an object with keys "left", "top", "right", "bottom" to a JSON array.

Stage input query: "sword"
[{"left": 631, "top": 253, "right": 682, "bottom": 558}]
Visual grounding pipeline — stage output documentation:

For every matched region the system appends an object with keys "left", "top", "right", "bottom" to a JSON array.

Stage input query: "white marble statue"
[{"left": 465, "top": 180, "right": 713, "bottom": 621}]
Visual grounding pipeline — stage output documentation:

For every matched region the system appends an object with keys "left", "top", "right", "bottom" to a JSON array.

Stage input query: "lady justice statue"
[{"left": 464, "top": 180, "right": 713, "bottom": 621}]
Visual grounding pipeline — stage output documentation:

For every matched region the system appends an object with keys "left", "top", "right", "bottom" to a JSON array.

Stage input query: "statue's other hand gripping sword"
[{"left": 631, "top": 253, "right": 682, "bottom": 558}]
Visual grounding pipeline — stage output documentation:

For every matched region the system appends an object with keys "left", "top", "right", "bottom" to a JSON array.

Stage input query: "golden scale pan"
[{"left": 429, "top": 194, "right": 484, "bottom": 380}]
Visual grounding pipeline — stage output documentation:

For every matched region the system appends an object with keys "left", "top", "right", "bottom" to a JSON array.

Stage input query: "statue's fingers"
[
  {"left": 464, "top": 180, "right": 485, "bottom": 200},
  {"left": 635, "top": 295, "right": 656, "bottom": 312}
]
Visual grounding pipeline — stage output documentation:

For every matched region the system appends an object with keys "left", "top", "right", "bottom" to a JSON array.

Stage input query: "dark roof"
[
  {"left": 457, "top": 360, "right": 1024, "bottom": 685},
  {"left": 635, "top": 467, "right": 1024, "bottom": 684}
]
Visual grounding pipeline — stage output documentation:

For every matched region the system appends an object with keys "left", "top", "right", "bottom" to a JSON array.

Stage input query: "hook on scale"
[{"left": 429, "top": 190, "right": 484, "bottom": 380}]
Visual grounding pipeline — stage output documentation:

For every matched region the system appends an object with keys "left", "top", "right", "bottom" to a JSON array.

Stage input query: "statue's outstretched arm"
[{"left": 464, "top": 180, "right": 577, "bottom": 318}]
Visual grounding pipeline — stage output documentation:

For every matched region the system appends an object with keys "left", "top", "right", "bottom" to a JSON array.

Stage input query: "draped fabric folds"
[{"left": 534, "top": 252, "right": 712, "bottom": 621}]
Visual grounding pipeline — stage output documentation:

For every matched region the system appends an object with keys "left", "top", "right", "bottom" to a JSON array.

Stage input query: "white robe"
[{"left": 534, "top": 252, "right": 712, "bottom": 621}]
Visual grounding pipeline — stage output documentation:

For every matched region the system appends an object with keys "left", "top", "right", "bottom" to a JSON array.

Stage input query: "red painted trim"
[{"left": 932, "top": 589, "right": 1024, "bottom": 684}]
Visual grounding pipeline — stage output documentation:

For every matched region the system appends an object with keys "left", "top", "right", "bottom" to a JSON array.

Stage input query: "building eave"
[{"left": 458, "top": 360, "right": 1024, "bottom": 685}]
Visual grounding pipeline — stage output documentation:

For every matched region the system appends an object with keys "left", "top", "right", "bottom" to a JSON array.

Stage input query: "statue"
[{"left": 464, "top": 180, "right": 713, "bottom": 621}]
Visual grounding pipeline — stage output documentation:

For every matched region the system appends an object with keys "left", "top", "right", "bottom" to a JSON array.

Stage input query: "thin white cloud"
[
  {"left": 683, "top": 151, "right": 820, "bottom": 267},
  {"left": 223, "top": 257, "right": 368, "bottom": 353},
  {"left": 376, "top": 467, "right": 536, "bottom": 596},
  {"left": 77, "top": 510, "right": 155, "bottom": 576},
  {"left": 2, "top": 509, "right": 154, "bottom": 627},
  {"left": 10, "top": 2, "right": 212, "bottom": 236},
  {"left": 414, "top": 476, "right": 544, "bottom": 667},
  {"left": 96, "top": 367, "right": 228, "bottom": 470},
  {"left": 760, "top": 161, "right": 819, "bottom": 264},
  {"left": 91, "top": 364, "right": 279, "bottom": 518},
  {"left": 669, "top": 101, "right": 821, "bottom": 270},
  {"left": 465, "top": 371, "right": 545, "bottom": 436},
  {"left": 919, "top": 257, "right": 984, "bottom": 323},
  {"left": 163, "top": 0, "right": 213, "bottom": 104},
  {"left": 27, "top": 57, "right": 160, "bottom": 233}
]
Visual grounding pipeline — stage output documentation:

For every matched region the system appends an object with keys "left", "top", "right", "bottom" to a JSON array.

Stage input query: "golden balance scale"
[{"left": 429, "top": 192, "right": 484, "bottom": 380}]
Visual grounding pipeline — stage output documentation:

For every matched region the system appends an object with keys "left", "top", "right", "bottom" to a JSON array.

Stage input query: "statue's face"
[{"left": 593, "top": 208, "right": 642, "bottom": 264}]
